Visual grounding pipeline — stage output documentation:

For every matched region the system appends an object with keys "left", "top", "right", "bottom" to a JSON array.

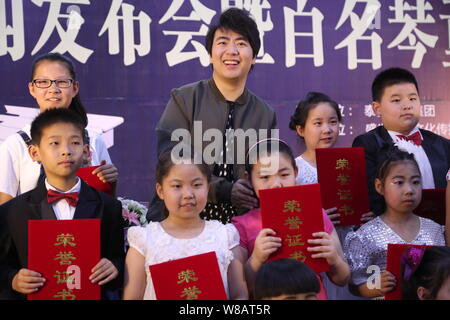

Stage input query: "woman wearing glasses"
[{"left": 0, "top": 52, "right": 118, "bottom": 205}]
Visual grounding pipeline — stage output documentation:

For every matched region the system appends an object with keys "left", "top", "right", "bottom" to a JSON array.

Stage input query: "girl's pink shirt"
[{"left": 232, "top": 208, "right": 334, "bottom": 300}]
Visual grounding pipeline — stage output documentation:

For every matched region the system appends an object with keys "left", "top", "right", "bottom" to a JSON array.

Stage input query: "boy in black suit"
[
  {"left": 353, "top": 67, "right": 450, "bottom": 215},
  {"left": 0, "top": 108, "right": 124, "bottom": 299}
]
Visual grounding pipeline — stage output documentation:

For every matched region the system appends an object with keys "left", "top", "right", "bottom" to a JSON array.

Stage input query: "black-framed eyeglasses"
[{"left": 32, "top": 79, "right": 74, "bottom": 88}]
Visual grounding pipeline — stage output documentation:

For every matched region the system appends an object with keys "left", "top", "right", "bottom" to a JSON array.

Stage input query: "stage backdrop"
[{"left": 1, "top": 0, "right": 449, "bottom": 202}]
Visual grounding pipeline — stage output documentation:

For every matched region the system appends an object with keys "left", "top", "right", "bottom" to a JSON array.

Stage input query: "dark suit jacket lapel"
[
  {"left": 420, "top": 129, "right": 436, "bottom": 159},
  {"left": 419, "top": 129, "right": 447, "bottom": 187},
  {"left": 73, "top": 181, "right": 102, "bottom": 219},
  {"left": 375, "top": 126, "right": 393, "bottom": 146},
  {"left": 29, "top": 180, "right": 56, "bottom": 220}
]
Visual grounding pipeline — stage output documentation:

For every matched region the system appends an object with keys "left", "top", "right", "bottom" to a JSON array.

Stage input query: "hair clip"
[
  {"left": 402, "top": 245, "right": 427, "bottom": 281},
  {"left": 246, "top": 138, "right": 288, "bottom": 159}
]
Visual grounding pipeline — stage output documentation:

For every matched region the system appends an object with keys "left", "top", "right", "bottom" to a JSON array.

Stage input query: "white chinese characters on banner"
[
  {"left": 222, "top": 0, "right": 274, "bottom": 63},
  {"left": 284, "top": 0, "right": 324, "bottom": 68},
  {"left": 435, "top": 123, "right": 449, "bottom": 136},
  {"left": 421, "top": 104, "right": 435, "bottom": 117},
  {"left": 0, "top": 0, "right": 25, "bottom": 61},
  {"left": 31, "top": 0, "right": 93, "bottom": 63},
  {"left": 339, "top": 104, "right": 346, "bottom": 117},
  {"left": 159, "top": 0, "right": 216, "bottom": 67},
  {"left": 99, "top": 0, "right": 151, "bottom": 66},
  {"left": 364, "top": 104, "right": 377, "bottom": 117},
  {"left": 339, "top": 123, "right": 347, "bottom": 136},
  {"left": 366, "top": 123, "right": 379, "bottom": 132},
  {"left": 335, "top": 0, "right": 383, "bottom": 70},
  {"left": 0, "top": 0, "right": 448, "bottom": 70},
  {"left": 441, "top": 0, "right": 450, "bottom": 67},
  {"left": 387, "top": 0, "right": 438, "bottom": 68}
]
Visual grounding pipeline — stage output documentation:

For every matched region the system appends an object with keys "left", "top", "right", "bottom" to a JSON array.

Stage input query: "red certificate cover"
[
  {"left": 76, "top": 166, "right": 113, "bottom": 195},
  {"left": 150, "top": 251, "right": 227, "bottom": 300},
  {"left": 259, "top": 184, "right": 329, "bottom": 273},
  {"left": 28, "top": 219, "right": 101, "bottom": 300},
  {"left": 316, "top": 147, "right": 370, "bottom": 226},
  {"left": 385, "top": 243, "right": 431, "bottom": 300},
  {"left": 413, "top": 188, "right": 446, "bottom": 226}
]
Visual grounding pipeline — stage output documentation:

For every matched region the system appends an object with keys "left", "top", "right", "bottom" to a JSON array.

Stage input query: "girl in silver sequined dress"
[{"left": 345, "top": 146, "right": 446, "bottom": 299}]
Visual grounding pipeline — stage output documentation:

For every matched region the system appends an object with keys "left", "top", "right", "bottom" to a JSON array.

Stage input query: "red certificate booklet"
[
  {"left": 413, "top": 188, "right": 446, "bottom": 226},
  {"left": 28, "top": 219, "right": 101, "bottom": 300},
  {"left": 385, "top": 243, "right": 431, "bottom": 300},
  {"left": 259, "top": 184, "right": 329, "bottom": 273},
  {"left": 150, "top": 251, "right": 227, "bottom": 300},
  {"left": 316, "top": 147, "right": 370, "bottom": 226},
  {"left": 76, "top": 166, "right": 113, "bottom": 195}
]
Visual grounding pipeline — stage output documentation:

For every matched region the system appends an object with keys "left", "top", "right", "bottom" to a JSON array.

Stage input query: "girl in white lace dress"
[{"left": 123, "top": 151, "right": 247, "bottom": 300}]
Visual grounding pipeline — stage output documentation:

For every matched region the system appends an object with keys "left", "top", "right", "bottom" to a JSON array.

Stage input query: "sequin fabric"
[{"left": 344, "top": 216, "right": 445, "bottom": 286}]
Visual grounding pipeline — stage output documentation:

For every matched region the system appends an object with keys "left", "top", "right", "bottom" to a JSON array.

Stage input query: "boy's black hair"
[
  {"left": 402, "top": 246, "right": 450, "bottom": 300},
  {"left": 205, "top": 8, "right": 261, "bottom": 59},
  {"left": 245, "top": 139, "right": 296, "bottom": 178},
  {"left": 371, "top": 67, "right": 419, "bottom": 102},
  {"left": 30, "top": 108, "right": 86, "bottom": 145},
  {"left": 254, "top": 259, "right": 320, "bottom": 299},
  {"left": 289, "top": 91, "right": 342, "bottom": 135},
  {"left": 31, "top": 52, "right": 88, "bottom": 127},
  {"left": 375, "top": 144, "right": 420, "bottom": 184}
]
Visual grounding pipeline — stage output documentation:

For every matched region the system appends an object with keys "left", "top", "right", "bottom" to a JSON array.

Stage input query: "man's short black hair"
[
  {"left": 205, "top": 8, "right": 260, "bottom": 58},
  {"left": 371, "top": 67, "right": 419, "bottom": 102},
  {"left": 30, "top": 108, "right": 86, "bottom": 145}
]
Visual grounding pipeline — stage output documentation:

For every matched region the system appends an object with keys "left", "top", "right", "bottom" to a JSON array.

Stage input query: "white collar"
[{"left": 45, "top": 177, "right": 81, "bottom": 193}]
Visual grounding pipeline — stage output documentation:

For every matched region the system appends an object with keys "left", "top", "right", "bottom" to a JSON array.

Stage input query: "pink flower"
[{"left": 122, "top": 208, "right": 140, "bottom": 226}]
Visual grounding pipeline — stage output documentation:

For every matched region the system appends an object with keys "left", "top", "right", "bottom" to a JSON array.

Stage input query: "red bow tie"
[
  {"left": 396, "top": 132, "right": 422, "bottom": 146},
  {"left": 47, "top": 189, "right": 79, "bottom": 207}
]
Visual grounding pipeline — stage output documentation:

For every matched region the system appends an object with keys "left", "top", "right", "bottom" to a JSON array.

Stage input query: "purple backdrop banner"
[{"left": 1, "top": 0, "right": 449, "bottom": 201}]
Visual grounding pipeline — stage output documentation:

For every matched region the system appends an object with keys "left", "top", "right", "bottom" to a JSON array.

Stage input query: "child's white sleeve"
[
  {"left": 127, "top": 226, "right": 147, "bottom": 256},
  {"left": 88, "top": 130, "right": 112, "bottom": 165},
  {"left": 225, "top": 223, "right": 240, "bottom": 250},
  {"left": 0, "top": 136, "right": 20, "bottom": 197}
]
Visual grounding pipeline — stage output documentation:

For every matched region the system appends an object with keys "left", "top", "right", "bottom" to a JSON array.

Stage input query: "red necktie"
[
  {"left": 396, "top": 131, "right": 422, "bottom": 146},
  {"left": 47, "top": 189, "right": 79, "bottom": 207}
]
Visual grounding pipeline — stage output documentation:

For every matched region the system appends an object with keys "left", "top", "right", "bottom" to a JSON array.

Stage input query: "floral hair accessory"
[
  {"left": 393, "top": 139, "right": 421, "bottom": 155},
  {"left": 402, "top": 245, "right": 427, "bottom": 281}
]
